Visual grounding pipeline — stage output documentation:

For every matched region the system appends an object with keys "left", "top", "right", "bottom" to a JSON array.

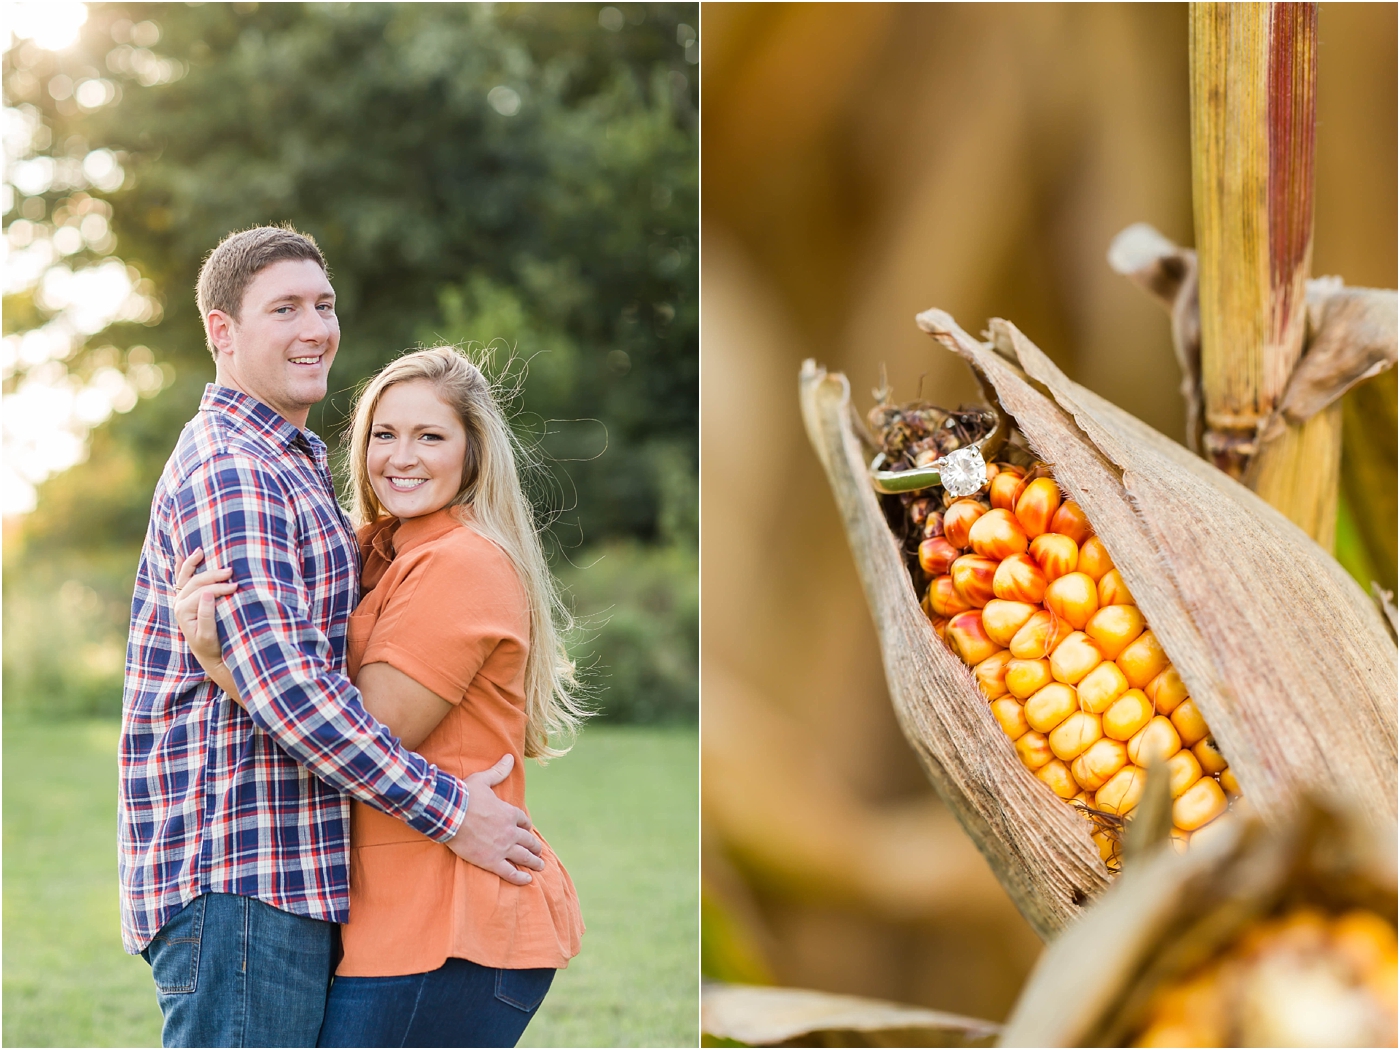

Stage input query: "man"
[{"left": 119, "top": 225, "right": 542, "bottom": 1047}]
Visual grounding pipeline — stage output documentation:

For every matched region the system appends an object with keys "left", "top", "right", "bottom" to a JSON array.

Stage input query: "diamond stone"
[{"left": 939, "top": 445, "right": 987, "bottom": 498}]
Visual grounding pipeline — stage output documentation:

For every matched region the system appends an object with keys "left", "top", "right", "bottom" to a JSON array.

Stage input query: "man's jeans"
[{"left": 141, "top": 893, "right": 337, "bottom": 1048}]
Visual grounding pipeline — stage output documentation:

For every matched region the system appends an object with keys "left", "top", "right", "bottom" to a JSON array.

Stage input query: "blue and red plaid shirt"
[{"left": 119, "top": 384, "right": 468, "bottom": 954}]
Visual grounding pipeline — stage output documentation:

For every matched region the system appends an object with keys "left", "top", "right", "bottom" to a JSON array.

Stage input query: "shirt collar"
[
  {"left": 200, "top": 383, "right": 324, "bottom": 454},
  {"left": 373, "top": 506, "right": 467, "bottom": 559}
]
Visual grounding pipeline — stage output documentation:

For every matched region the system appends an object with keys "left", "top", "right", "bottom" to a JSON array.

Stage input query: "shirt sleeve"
[{"left": 171, "top": 452, "right": 467, "bottom": 843}]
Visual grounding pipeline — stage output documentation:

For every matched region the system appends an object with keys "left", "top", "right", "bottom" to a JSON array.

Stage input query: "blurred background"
[
  {"left": 3, "top": 2, "right": 697, "bottom": 1046},
  {"left": 701, "top": 1, "right": 1395, "bottom": 1027}
]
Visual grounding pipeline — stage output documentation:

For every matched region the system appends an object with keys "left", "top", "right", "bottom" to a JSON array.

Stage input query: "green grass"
[{"left": 2, "top": 720, "right": 698, "bottom": 1048}]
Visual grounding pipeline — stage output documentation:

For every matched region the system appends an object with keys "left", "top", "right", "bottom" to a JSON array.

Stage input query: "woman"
[{"left": 174, "top": 346, "right": 586, "bottom": 1048}]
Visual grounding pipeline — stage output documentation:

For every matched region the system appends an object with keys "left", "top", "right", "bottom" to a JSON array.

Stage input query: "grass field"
[{"left": 2, "top": 720, "right": 698, "bottom": 1048}]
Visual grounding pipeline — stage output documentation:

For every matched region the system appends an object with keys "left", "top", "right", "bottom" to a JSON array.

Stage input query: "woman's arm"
[{"left": 354, "top": 662, "right": 453, "bottom": 750}]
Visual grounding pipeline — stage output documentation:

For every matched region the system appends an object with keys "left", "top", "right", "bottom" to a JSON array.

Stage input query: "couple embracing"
[{"left": 119, "top": 226, "right": 586, "bottom": 1048}]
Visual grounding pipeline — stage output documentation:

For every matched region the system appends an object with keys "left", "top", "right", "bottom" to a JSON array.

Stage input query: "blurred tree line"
[{"left": 3, "top": 2, "right": 698, "bottom": 723}]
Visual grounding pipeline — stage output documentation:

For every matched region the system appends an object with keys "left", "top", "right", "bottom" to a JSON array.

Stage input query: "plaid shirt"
[{"left": 119, "top": 384, "right": 468, "bottom": 955}]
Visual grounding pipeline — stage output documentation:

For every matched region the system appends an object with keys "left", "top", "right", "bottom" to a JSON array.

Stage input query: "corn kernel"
[
  {"left": 1016, "top": 731, "right": 1054, "bottom": 771},
  {"left": 1332, "top": 910, "right": 1399, "bottom": 981},
  {"left": 1097, "top": 568, "right": 1135, "bottom": 607},
  {"left": 950, "top": 554, "right": 998, "bottom": 608},
  {"left": 917, "top": 535, "right": 960, "bottom": 577},
  {"left": 1127, "top": 715, "right": 1182, "bottom": 765},
  {"left": 1029, "top": 532, "right": 1078, "bottom": 582},
  {"left": 1049, "top": 630, "right": 1103, "bottom": 685},
  {"left": 1169, "top": 697, "right": 1210, "bottom": 747},
  {"left": 973, "top": 649, "right": 1013, "bottom": 700},
  {"left": 1005, "top": 658, "right": 1053, "bottom": 700},
  {"left": 1144, "top": 666, "right": 1189, "bottom": 715},
  {"left": 1076, "top": 661, "right": 1129, "bottom": 715},
  {"left": 1219, "top": 767, "right": 1242, "bottom": 797},
  {"left": 1169, "top": 826, "right": 1190, "bottom": 854},
  {"left": 968, "top": 508, "right": 1029, "bottom": 561},
  {"left": 1091, "top": 828, "right": 1117, "bottom": 863},
  {"left": 1192, "top": 738, "right": 1228, "bottom": 776},
  {"left": 982, "top": 599, "right": 1038, "bottom": 647},
  {"left": 1166, "top": 748, "right": 1203, "bottom": 798},
  {"left": 1095, "top": 764, "right": 1146, "bottom": 815},
  {"left": 1172, "top": 776, "right": 1227, "bottom": 831},
  {"left": 990, "top": 697, "right": 1031, "bottom": 740},
  {"left": 1050, "top": 710, "right": 1103, "bottom": 761},
  {"left": 946, "top": 610, "right": 1000, "bottom": 666},
  {"left": 1117, "top": 629, "right": 1169, "bottom": 689},
  {"left": 1009, "top": 609, "right": 1072, "bottom": 659},
  {"left": 942, "top": 499, "right": 986, "bottom": 549},
  {"left": 1036, "top": 758, "right": 1080, "bottom": 799},
  {"left": 1024, "top": 682, "right": 1079, "bottom": 733},
  {"left": 1044, "top": 571, "right": 1099, "bottom": 630},
  {"left": 989, "top": 469, "right": 1027, "bottom": 512},
  {"left": 926, "top": 574, "right": 972, "bottom": 618},
  {"left": 1071, "top": 737, "right": 1128, "bottom": 791},
  {"left": 1085, "top": 604, "right": 1146, "bottom": 660},
  {"left": 1015, "top": 477, "right": 1062, "bottom": 538},
  {"left": 992, "top": 553, "right": 1048, "bottom": 604},
  {"left": 929, "top": 615, "right": 949, "bottom": 641},
  {"left": 1078, "top": 536, "right": 1114, "bottom": 582},
  {"left": 1049, "top": 499, "right": 1093, "bottom": 544},
  {"left": 1102, "top": 689, "right": 1154, "bottom": 741}
]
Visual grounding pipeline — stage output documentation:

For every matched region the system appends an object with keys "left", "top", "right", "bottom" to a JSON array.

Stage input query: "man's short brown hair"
[{"left": 196, "top": 225, "right": 327, "bottom": 358}]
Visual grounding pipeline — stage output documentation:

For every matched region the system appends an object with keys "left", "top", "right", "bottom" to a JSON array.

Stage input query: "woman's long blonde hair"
[{"left": 345, "top": 346, "right": 587, "bottom": 758}]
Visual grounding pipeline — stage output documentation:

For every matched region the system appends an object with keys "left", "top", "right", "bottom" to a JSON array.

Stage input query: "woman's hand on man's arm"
[{"left": 173, "top": 548, "right": 244, "bottom": 703}]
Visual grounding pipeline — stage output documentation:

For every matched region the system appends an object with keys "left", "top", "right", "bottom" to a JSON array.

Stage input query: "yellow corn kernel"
[
  {"left": 1078, "top": 535, "right": 1115, "bottom": 582},
  {"left": 1127, "top": 715, "right": 1183, "bottom": 765},
  {"left": 1095, "top": 764, "right": 1146, "bottom": 815},
  {"left": 973, "top": 649, "right": 1013, "bottom": 700},
  {"left": 1219, "top": 767, "right": 1242, "bottom": 798},
  {"left": 988, "top": 469, "right": 1027, "bottom": 512},
  {"left": 928, "top": 615, "right": 949, "bottom": 641},
  {"left": 1166, "top": 748, "right": 1203, "bottom": 799},
  {"left": 1365, "top": 957, "right": 1398, "bottom": 1016},
  {"left": 968, "top": 508, "right": 1029, "bottom": 561},
  {"left": 981, "top": 599, "right": 1038, "bottom": 648},
  {"left": 950, "top": 554, "right": 998, "bottom": 608},
  {"left": 1192, "top": 737, "right": 1228, "bottom": 776},
  {"left": 1085, "top": 604, "right": 1146, "bottom": 661},
  {"left": 1024, "top": 682, "right": 1079, "bottom": 734},
  {"left": 1171, "top": 776, "right": 1227, "bottom": 831},
  {"left": 1076, "top": 660, "right": 1130, "bottom": 714},
  {"left": 1071, "top": 737, "right": 1128, "bottom": 791},
  {"left": 1049, "top": 499, "right": 1093, "bottom": 545},
  {"left": 942, "top": 499, "right": 986, "bottom": 549},
  {"left": 1028, "top": 532, "right": 1078, "bottom": 582},
  {"left": 1009, "top": 609, "right": 1072, "bottom": 660},
  {"left": 1332, "top": 910, "right": 1399, "bottom": 981},
  {"left": 1169, "top": 826, "right": 1190, "bottom": 854},
  {"left": 1015, "top": 477, "right": 1062, "bottom": 538},
  {"left": 1015, "top": 731, "right": 1054, "bottom": 771},
  {"left": 993, "top": 553, "right": 1048, "bottom": 604},
  {"left": 1169, "top": 697, "right": 1210, "bottom": 747},
  {"left": 1097, "top": 568, "right": 1135, "bottom": 607},
  {"left": 1102, "top": 689, "right": 1154, "bottom": 741},
  {"left": 1035, "top": 758, "right": 1080, "bottom": 799},
  {"left": 990, "top": 697, "right": 1030, "bottom": 740},
  {"left": 1049, "top": 710, "right": 1103, "bottom": 761},
  {"left": 917, "top": 535, "right": 960, "bottom": 577},
  {"left": 1049, "top": 630, "right": 1103, "bottom": 685},
  {"left": 945, "top": 610, "right": 999, "bottom": 666},
  {"left": 1005, "top": 657, "right": 1053, "bottom": 700},
  {"left": 1144, "top": 666, "right": 1189, "bottom": 715},
  {"left": 1044, "top": 571, "right": 1099, "bottom": 630},
  {"left": 1117, "top": 629, "right": 1169, "bottom": 689},
  {"left": 1091, "top": 828, "right": 1117, "bottom": 864},
  {"left": 926, "top": 574, "right": 972, "bottom": 618}
]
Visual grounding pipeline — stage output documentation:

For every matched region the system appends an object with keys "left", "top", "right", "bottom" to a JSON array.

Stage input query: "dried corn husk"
[
  {"left": 999, "top": 799, "right": 1397, "bottom": 1046},
  {"left": 798, "top": 309, "right": 1396, "bottom": 938}
]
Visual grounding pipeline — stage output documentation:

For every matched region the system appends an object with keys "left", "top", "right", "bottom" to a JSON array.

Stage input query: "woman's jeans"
[
  {"left": 141, "top": 893, "right": 337, "bottom": 1048},
  {"left": 317, "top": 958, "right": 555, "bottom": 1048}
]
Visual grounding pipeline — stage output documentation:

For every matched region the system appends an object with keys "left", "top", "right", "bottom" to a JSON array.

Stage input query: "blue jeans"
[
  {"left": 316, "top": 957, "right": 555, "bottom": 1048},
  {"left": 141, "top": 893, "right": 337, "bottom": 1047}
]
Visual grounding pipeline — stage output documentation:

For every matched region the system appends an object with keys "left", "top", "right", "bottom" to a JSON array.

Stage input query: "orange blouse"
[{"left": 336, "top": 507, "right": 584, "bottom": 977}]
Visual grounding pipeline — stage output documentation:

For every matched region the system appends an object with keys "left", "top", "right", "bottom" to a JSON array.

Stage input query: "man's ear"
[{"left": 206, "top": 310, "right": 236, "bottom": 358}]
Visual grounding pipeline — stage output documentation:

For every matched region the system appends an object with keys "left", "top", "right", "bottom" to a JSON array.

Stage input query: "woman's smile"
[{"left": 366, "top": 379, "right": 469, "bottom": 519}]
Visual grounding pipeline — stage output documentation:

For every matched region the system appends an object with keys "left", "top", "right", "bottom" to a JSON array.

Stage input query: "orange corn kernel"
[
  {"left": 950, "top": 554, "right": 999, "bottom": 608},
  {"left": 969, "top": 508, "right": 1029, "bottom": 560},
  {"left": 1095, "top": 764, "right": 1146, "bottom": 815},
  {"left": 1036, "top": 758, "right": 1080, "bottom": 799},
  {"left": 1049, "top": 710, "right": 1103, "bottom": 761},
  {"left": 982, "top": 599, "right": 1039, "bottom": 647},
  {"left": 926, "top": 575, "right": 972, "bottom": 618},
  {"left": 917, "top": 535, "right": 960, "bottom": 577},
  {"left": 929, "top": 616, "right": 949, "bottom": 641},
  {"left": 988, "top": 469, "right": 1028, "bottom": 512},
  {"left": 1166, "top": 748, "right": 1203, "bottom": 799},
  {"left": 1127, "top": 714, "right": 1182, "bottom": 765},
  {"left": 1078, "top": 536, "right": 1114, "bottom": 582},
  {"left": 990, "top": 698, "right": 1030, "bottom": 740},
  {"left": 1076, "top": 660, "right": 1129, "bottom": 714},
  {"left": 946, "top": 610, "right": 999, "bottom": 666},
  {"left": 1091, "top": 828, "right": 1117, "bottom": 864},
  {"left": 1084, "top": 604, "right": 1145, "bottom": 661},
  {"left": 1024, "top": 682, "right": 1079, "bottom": 734},
  {"left": 1102, "top": 689, "right": 1154, "bottom": 741},
  {"left": 1331, "top": 910, "right": 1398, "bottom": 980},
  {"left": 1009, "top": 609, "right": 1072, "bottom": 659},
  {"left": 1192, "top": 738, "right": 1228, "bottom": 776},
  {"left": 1097, "top": 568, "right": 1135, "bottom": 607},
  {"left": 1044, "top": 572, "right": 1099, "bottom": 630},
  {"left": 1071, "top": 737, "right": 1129, "bottom": 792},
  {"left": 1005, "top": 658, "right": 1053, "bottom": 700},
  {"left": 943, "top": 499, "right": 987, "bottom": 549},
  {"left": 1015, "top": 731, "right": 1054, "bottom": 771},
  {"left": 1219, "top": 767, "right": 1242, "bottom": 797},
  {"left": 992, "top": 553, "right": 1048, "bottom": 604},
  {"left": 1144, "top": 666, "right": 1189, "bottom": 716},
  {"left": 1049, "top": 499, "right": 1093, "bottom": 544},
  {"left": 1171, "top": 776, "right": 1227, "bottom": 831},
  {"left": 1015, "top": 477, "right": 1062, "bottom": 538},
  {"left": 1029, "top": 532, "right": 1078, "bottom": 582},
  {"left": 1116, "top": 629, "right": 1169, "bottom": 689},
  {"left": 1049, "top": 631, "right": 1103, "bottom": 685},
  {"left": 1169, "top": 697, "right": 1209, "bottom": 747},
  {"left": 973, "top": 649, "right": 1013, "bottom": 700}
]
